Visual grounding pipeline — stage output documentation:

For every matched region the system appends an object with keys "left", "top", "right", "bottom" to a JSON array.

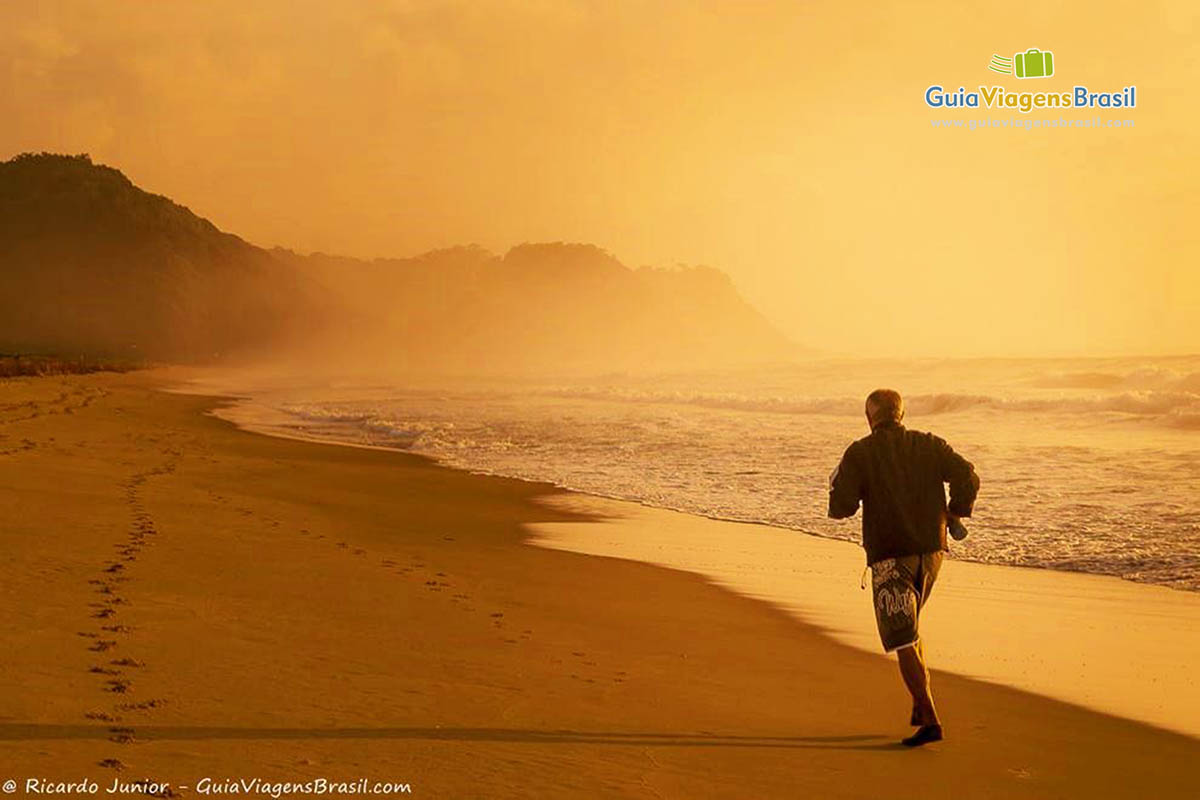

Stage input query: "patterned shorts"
[{"left": 870, "top": 551, "right": 942, "bottom": 652}]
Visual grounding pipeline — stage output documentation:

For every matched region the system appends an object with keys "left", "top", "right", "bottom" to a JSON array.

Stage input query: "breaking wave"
[
  {"left": 541, "top": 386, "right": 1200, "bottom": 428},
  {"left": 247, "top": 356, "right": 1200, "bottom": 592}
]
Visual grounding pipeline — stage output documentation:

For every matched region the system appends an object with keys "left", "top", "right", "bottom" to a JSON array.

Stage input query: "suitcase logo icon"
[
  {"left": 987, "top": 48, "right": 1055, "bottom": 79},
  {"left": 1014, "top": 48, "right": 1054, "bottom": 78}
]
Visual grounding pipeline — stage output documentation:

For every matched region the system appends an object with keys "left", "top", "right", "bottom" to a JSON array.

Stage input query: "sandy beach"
[
  {"left": 1, "top": 368, "right": 1196, "bottom": 799},
  {"left": 528, "top": 495, "right": 1200, "bottom": 739}
]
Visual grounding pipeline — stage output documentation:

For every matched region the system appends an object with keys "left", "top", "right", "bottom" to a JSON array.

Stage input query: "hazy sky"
[{"left": 2, "top": 1, "right": 1196, "bottom": 357}]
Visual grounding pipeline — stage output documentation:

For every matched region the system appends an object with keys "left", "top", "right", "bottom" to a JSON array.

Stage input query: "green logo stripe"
[{"left": 989, "top": 54, "right": 1014, "bottom": 74}]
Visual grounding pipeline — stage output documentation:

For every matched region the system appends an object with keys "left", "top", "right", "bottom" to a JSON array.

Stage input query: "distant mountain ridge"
[{"left": 0, "top": 153, "right": 799, "bottom": 373}]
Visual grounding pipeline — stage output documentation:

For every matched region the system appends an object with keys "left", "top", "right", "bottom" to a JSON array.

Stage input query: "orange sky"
[{"left": 2, "top": 1, "right": 1196, "bottom": 357}]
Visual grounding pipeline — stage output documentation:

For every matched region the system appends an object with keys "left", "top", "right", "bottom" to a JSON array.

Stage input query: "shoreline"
[
  {"left": 177, "top": 371, "right": 1200, "bottom": 597},
  {"left": 3, "top": 367, "right": 1194, "bottom": 797},
  {"left": 196, "top": 375, "right": 1200, "bottom": 739},
  {"left": 199, "top": 387, "right": 1197, "bottom": 595}
]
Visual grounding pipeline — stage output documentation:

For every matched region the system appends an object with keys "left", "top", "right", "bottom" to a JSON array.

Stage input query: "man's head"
[{"left": 865, "top": 389, "right": 904, "bottom": 430}]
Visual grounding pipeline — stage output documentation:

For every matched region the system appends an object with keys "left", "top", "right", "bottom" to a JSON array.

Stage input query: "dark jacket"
[{"left": 828, "top": 422, "right": 979, "bottom": 565}]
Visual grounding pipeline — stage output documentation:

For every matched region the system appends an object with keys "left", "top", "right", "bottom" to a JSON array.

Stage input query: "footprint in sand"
[
  {"left": 108, "top": 727, "right": 136, "bottom": 744},
  {"left": 116, "top": 699, "right": 166, "bottom": 712}
]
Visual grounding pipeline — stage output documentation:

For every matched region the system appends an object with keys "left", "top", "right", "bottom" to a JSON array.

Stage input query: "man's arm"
[
  {"left": 828, "top": 443, "right": 863, "bottom": 519},
  {"left": 935, "top": 437, "right": 980, "bottom": 518}
]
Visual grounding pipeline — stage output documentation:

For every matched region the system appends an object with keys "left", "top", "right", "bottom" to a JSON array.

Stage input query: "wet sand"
[
  {"left": 0, "top": 369, "right": 1195, "bottom": 798},
  {"left": 528, "top": 495, "right": 1200, "bottom": 738}
]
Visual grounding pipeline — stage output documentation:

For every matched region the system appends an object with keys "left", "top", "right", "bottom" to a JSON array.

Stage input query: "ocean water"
[{"left": 226, "top": 356, "right": 1200, "bottom": 592}]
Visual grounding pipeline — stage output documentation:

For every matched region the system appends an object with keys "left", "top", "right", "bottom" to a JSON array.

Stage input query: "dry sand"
[{"left": 0, "top": 369, "right": 1195, "bottom": 798}]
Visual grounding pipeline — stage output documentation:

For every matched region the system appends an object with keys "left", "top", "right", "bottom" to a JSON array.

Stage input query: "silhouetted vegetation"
[{"left": 0, "top": 353, "right": 143, "bottom": 378}]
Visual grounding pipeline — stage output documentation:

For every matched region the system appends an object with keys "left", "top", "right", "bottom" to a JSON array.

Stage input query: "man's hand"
[{"left": 947, "top": 513, "right": 968, "bottom": 541}]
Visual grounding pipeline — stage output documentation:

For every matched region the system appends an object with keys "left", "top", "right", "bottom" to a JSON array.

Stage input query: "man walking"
[{"left": 828, "top": 389, "right": 979, "bottom": 747}]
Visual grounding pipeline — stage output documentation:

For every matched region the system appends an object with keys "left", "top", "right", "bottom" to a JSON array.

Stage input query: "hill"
[
  {"left": 0, "top": 153, "right": 799, "bottom": 373},
  {"left": 0, "top": 153, "right": 315, "bottom": 360}
]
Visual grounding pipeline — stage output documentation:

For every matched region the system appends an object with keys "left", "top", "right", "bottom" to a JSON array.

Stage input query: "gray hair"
[{"left": 865, "top": 389, "right": 904, "bottom": 428}]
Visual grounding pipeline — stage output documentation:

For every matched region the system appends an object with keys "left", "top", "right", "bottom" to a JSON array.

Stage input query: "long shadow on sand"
[{"left": 0, "top": 725, "right": 901, "bottom": 750}]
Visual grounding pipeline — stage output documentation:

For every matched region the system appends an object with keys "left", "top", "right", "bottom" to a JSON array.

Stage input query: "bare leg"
[
  {"left": 908, "top": 639, "right": 928, "bottom": 723},
  {"left": 897, "top": 641, "right": 939, "bottom": 726}
]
